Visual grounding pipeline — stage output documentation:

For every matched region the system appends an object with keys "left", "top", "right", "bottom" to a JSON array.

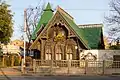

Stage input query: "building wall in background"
[{"left": 80, "top": 50, "right": 120, "bottom": 61}]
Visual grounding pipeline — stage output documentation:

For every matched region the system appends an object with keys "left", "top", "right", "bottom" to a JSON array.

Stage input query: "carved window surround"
[{"left": 45, "top": 44, "right": 52, "bottom": 60}]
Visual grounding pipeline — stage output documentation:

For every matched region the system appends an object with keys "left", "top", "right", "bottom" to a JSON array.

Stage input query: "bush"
[
  {"left": 5, "top": 55, "right": 12, "bottom": 67},
  {"left": 4, "top": 55, "right": 21, "bottom": 67},
  {"left": 14, "top": 56, "right": 20, "bottom": 66},
  {"left": 0, "top": 47, "right": 3, "bottom": 56}
]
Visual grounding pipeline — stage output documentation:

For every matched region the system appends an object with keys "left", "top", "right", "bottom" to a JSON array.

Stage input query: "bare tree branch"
[
  {"left": 105, "top": 0, "right": 120, "bottom": 41},
  {"left": 111, "top": 0, "right": 120, "bottom": 15},
  {"left": 19, "top": 0, "right": 45, "bottom": 43}
]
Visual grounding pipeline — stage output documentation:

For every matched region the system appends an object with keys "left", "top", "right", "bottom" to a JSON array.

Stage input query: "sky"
[{"left": 5, "top": 0, "right": 110, "bottom": 40}]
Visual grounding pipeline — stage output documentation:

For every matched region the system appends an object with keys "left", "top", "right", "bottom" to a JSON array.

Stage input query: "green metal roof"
[
  {"left": 58, "top": 10, "right": 103, "bottom": 49},
  {"left": 31, "top": 3, "right": 53, "bottom": 40},
  {"left": 81, "top": 27, "right": 102, "bottom": 49},
  {"left": 59, "top": 11, "right": 90, "bottom": 49}
]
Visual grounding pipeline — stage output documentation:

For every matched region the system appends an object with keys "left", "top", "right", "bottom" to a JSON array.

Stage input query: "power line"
[
  {"left": 12, "top": 8, "right": 112, "bottom": 11},
  {"left": 64, "top": 9, "right": 111, "bottom": 11}
]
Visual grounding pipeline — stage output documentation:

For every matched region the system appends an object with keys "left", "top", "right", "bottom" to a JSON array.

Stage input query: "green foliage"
[
  {"left": 4, "top": 55, "right": 21, "bottom": 67},
  {"left": 0, "top": 2, "right": 13, "bottom": 43},
  {"left": 14, "top": 56, "right": 20, "bottom": 66},
  {"left": 109, "top": 45, "right": 120, "bottom": 50},
  {"left": 0, "top": 42, "right": 3, "bottom": 56},
  {"left": 5, "top": 55, "right": 12, "bottom": 66},
  {"left": 0, "top": 47, "right": 3, "bottom": 56}
]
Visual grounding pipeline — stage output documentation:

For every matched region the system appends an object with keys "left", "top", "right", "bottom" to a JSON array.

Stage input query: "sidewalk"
[{"left": 0, "top": 67, "right": 22, "bottom": 76}]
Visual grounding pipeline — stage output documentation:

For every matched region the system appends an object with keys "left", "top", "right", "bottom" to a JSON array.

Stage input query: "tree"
[
  {"left": 0, "top": 46, "right": 3, "bottom": 56},
  {"left": 109, "top": 45, "right": 120, "bottom": 49},
  {"left": 109, "top": 38, "right": 120, "bottom": 49},
  {"left": 18, "top": 1, "right": 45, "bottom": 56},
  {"left": 0, "top": 1, "right": 13, "bottom": 44},
  {"left": 105, "top": 0, "right": 120, "bottom": 40},
  {"left": 19, "top": 0, "right": 45, "bottom": 42}
]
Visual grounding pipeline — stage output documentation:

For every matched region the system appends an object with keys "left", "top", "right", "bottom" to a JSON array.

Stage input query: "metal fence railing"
[{"left": 31, "top": 60, "right": 120, "bottom": 75}]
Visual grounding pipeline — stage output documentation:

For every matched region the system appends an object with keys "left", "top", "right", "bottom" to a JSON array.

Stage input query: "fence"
[{"left": 30, "top": 60, "right": 120, "bottom": 75}]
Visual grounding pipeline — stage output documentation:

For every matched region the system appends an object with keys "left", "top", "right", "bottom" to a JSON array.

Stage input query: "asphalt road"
[
  {"left": 0, "top": 75, "right": 119, "bottom": 80},
  {"left": 0, "top": 67, "right": 120, "bottom": 80}
]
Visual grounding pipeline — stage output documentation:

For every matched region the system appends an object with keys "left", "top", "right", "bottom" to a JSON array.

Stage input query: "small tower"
[{"left": 31, "top": 3, "right": 53, "bottom": 40}]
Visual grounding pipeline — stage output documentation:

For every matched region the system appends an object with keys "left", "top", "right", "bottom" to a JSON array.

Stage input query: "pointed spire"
[
  {"left": 31, "top": 2, "right": 53, "bottom": 40},
  {"left": 44, "top": 2, "right": 54, "bottom": 12}
]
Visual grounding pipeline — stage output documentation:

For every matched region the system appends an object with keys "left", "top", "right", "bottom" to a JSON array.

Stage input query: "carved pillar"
[
  {"left": 37, "top": 44, "right": 40, "bottom": 51},
  {"left": 52, "top": 42, "right": 55, "bottom": 60},
  {"left": 76, "top": 38, "right": 80, "bottom": 60},
  {"left": 64, "top": 45, "right": 66, "bottom": 60},
  {"left": 41, "top": 39, "right": 45, "bottom": 60},
  {"left": 37, "top": 42, "right": 41, "bottom": 59},
  {"left": 73, "top": 45, "right": 77, "bottom": 60},
  {"left": 64, "top": 43, "right": 67, "bottom": 60},
  {"left": 61, "top": 44, "right": 65, "bottom": 60}
]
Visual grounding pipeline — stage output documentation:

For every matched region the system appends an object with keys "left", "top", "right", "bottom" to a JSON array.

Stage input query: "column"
[{"left": 41, "top": 39, "right": 45, "bottom": 60}]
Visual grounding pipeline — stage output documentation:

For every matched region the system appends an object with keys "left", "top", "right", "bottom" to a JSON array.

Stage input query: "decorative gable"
[{"left": 38, "top": 11, "right": 77, "bottom": 40}]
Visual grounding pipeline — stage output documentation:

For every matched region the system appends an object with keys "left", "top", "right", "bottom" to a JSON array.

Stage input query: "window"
[
  {"left": 56, "top": 53, "right": 61, "bottom": 60},
  {"left": 45, "top": 45, "right": 52, "bottom": 60},
  {"left": 66, "top": 45, "right": 73, "bottom": 60},
  {"left": 45, "top": 53, "right": 52, "bottom": 60},
  {"left": 55, "top": 45, "right": 62, "bottom": 60},
  {"left": 66, "top": 53, "right": 72, "bottom": 60}
]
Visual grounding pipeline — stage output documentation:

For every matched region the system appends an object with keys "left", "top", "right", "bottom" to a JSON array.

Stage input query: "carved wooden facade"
[
  {"left": 39, "top": 21, "right": 83, "bottom": 60},
  {"left": 30, "top": 6, "right": 104, "bottom": 60}
]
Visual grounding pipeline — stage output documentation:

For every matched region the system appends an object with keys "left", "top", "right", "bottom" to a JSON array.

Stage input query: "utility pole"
[
  {"left": 22, "top": 8, "right": 27, "bottom": 73},
  {"left": 24, "top": 8, "right": 27, "bottom": 66}
]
